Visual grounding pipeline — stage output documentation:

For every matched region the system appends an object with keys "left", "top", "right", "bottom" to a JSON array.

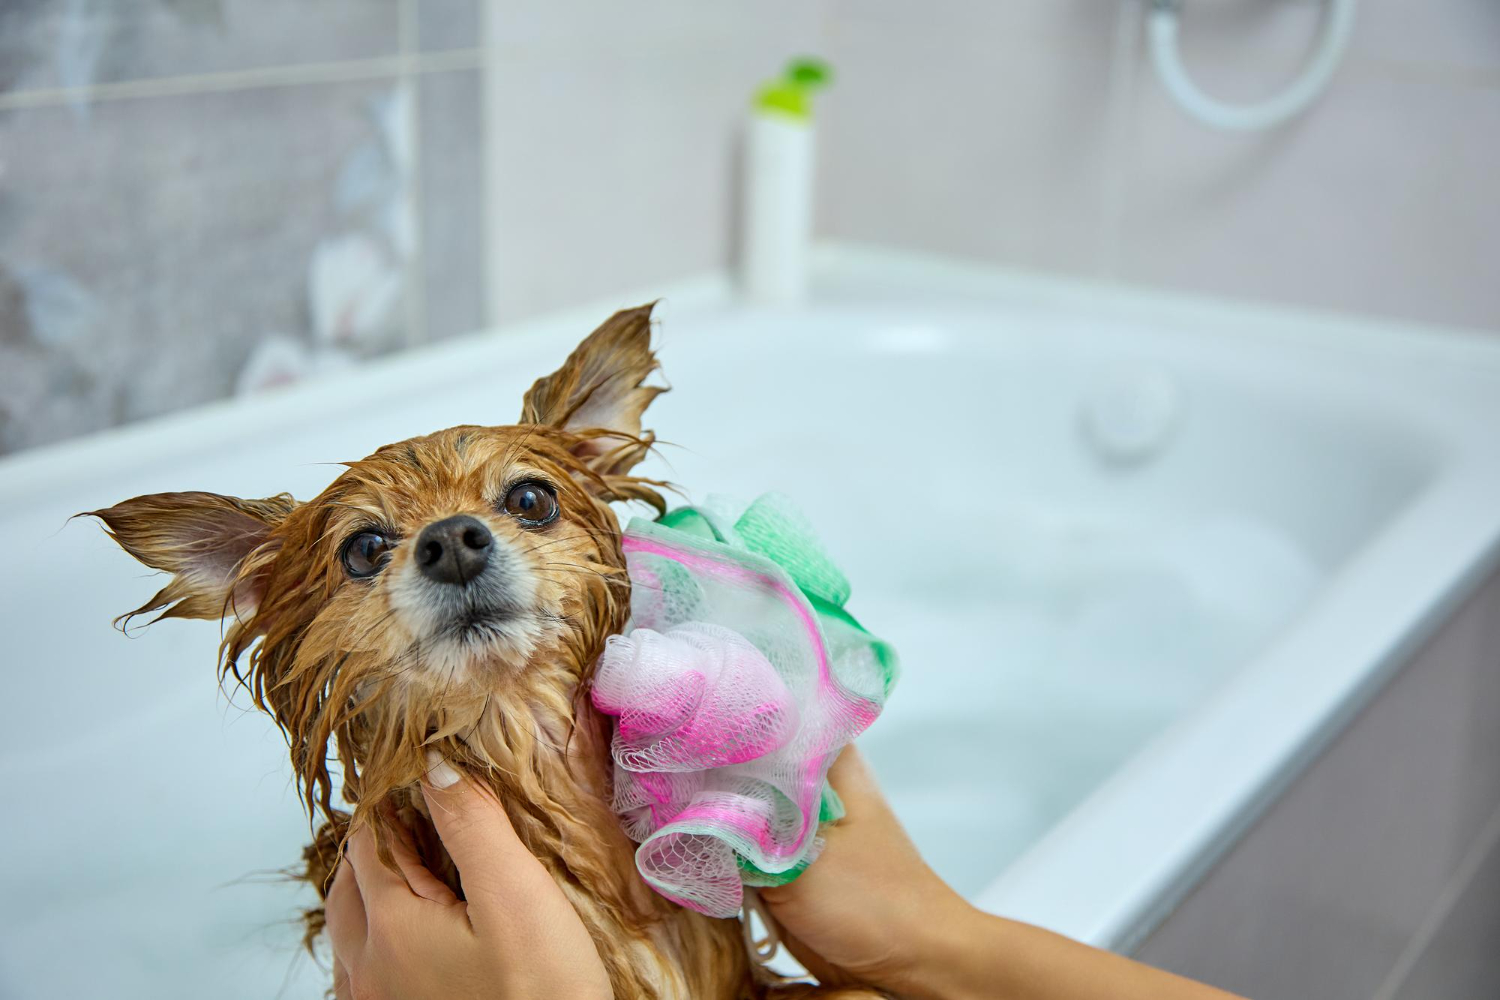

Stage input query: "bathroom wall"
[
  {"left": 0, "top": 0, "right": 486, "bottom": 454},
  {"left": 481, "top": 0, "right": 1500, "bottom": 334},
  {"left": 3, "top": 0, "right": 1496, "bottom": 455},
  {"left": 818, "top": 0, "right": 1500, "bottom": 333},
  {"left": 0, "top": 0, "right": 824, "bottom": 455},
  {"left": 476, "top": 0, "right": 823, "bottom": 323}
]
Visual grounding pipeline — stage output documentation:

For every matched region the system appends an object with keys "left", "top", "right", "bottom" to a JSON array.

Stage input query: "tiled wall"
[
  {"left": 4, "top": 0, "right": 1497, "bottom": 456},
  {"left": 819, "top": 0, "right": 1500, "bottom": 332},
  {"left": 0, "top": 0, "right": 484, "bottom": 454},
  {"left": 0, "top": 0, "right": 826, "bottom": 456},
  {"left": 480, "top": 0, "right": 1500, "bottom": 332},
  {"left": 477, "top": 0, "right": 825, "bottom": 323}
]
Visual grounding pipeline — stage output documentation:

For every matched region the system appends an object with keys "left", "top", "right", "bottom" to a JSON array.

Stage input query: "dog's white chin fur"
[
  {"left": 385, "top": 543, "right": 547, "bottom": 683},
  {"left": 415, "top": 615, "right": 545, "bottom": 680}
]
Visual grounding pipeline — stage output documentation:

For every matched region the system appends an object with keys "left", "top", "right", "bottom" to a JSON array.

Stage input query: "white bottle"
[{"left": 739, "top": 59, "right": 831, "bottom": 305}]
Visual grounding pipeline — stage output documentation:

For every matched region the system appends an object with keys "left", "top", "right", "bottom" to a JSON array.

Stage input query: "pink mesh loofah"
[
  {"left": 592, "top": 494, "right": 898, "bottom": 918},
  {"left": 593, "top": 623, "right": 801, "bottom": 773}
]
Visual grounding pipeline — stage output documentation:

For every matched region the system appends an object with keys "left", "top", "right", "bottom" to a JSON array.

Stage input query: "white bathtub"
[{"left": 3, "top": 247, "right": 1499, "bottom": 998}]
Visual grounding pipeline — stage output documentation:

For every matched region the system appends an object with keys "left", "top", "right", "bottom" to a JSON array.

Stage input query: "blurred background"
[
  {"left": 1, "top": 0, "right": 1495, "bottom": 456},
  {"left": 3, "top": 3, "right": 1500, "bottom": 1000}
]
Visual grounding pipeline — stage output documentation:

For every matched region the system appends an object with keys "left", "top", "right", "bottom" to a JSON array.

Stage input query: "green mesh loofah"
[{"left": 734, "top": 494, "right": 852, "bottom": 608}]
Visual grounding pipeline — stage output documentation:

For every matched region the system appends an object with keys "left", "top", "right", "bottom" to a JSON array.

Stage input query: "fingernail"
[{"left": 424, "top": 748, "right": 460, "bottom": 789}]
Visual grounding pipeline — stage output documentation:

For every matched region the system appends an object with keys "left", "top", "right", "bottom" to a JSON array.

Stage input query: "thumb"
[{"left": 420, "top": 749, "right": 556, "bottom": 910}]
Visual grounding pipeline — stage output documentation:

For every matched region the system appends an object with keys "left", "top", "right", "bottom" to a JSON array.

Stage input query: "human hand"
[
  {"left": 761, "top": 747, "right": 1245, "bottom": 1000},
  {"left": 325, "top": 752, "right": 613, "bottom": 1000},
  {"left": 758, "top": 746, "right": 973, "bottom": 996}
]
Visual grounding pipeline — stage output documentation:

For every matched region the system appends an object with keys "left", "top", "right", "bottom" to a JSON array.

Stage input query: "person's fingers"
[
  {"left": 346, "top": 823, "right": 417, "bottom": 899},
  {"left": 345, "top": 821, "right": 455, "bottom": 950},
  {"left": 323, "top": 859, "right": 366, "bottom": 962},
  {"left": 422, "top": 750, "right": 615, "bottom": 996},
  {"left": 423, "top": 746, "right": 609, "bottom": 959},
  {"left": 381, "top": 805, "right": 460, "bottom": 905},
  {"left": 420, "top": 746, "right": 561, "bottom": 905}
]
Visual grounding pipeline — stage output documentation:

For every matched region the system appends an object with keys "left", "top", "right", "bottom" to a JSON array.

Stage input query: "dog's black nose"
[{"left": 415, "top": 515, "right": 492, "bottom": 585}]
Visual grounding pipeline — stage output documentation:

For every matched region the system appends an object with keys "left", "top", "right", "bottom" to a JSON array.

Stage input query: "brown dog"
[{"left": 91, "top": 305, "right": 881, "bottom": 999}]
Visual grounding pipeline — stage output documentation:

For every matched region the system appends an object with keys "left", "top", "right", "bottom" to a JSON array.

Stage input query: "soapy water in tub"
[{"left": 852, "top": 505, "right": 1321, "bottom": 897}]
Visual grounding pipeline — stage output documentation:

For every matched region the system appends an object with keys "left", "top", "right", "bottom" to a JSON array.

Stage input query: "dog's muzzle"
[{"left": 415, "top": 515, "right": 492, "bottom": 586}]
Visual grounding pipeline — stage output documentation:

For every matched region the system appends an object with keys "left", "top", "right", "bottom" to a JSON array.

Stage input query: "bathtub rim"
[{"left": 968, "top": 457, "right": 1500, "bottom": 951}]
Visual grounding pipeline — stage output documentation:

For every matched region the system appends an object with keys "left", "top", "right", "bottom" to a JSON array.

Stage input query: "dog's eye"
[
  {"left": 501, "top": 481, "right": 559, "bottom": 527},
  {"left": 342, "top": 531, "right": 393, "bottom": 578}
]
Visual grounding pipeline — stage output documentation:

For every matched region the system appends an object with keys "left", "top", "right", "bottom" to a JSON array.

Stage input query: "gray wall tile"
[
  {"left": 483, "top": 0, "right": 825, "bottom": 322},
  {"left": 815, "top": 0, "right": 1500, "bottom": 332},
  {"left": 1117, "top": 22, "right": 1500, "bottom": 331},
  {"left": 0, "top": 79, "right": 409, "bottom": 452},
  {"left": 0, "top": 0, "right": 398, "bottom": 94},
  {"left": 818, "top": 0, "right": 1120, "bottom": 277},
  {"left": 417, "top": 0, "right": 480, "bottom": 52},
  {"left": 1357, "top": 0, "right": 1500, "bottom": 79},
  {"left": 419, "top": 68, "right": 485, "bottom": 340},
  {"left": 487, "top": 0, "right": 827, "bottom": 50}
]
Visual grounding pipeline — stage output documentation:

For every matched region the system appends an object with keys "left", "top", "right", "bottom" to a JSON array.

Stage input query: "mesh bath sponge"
[{"left": 592, "top": 494, "right": 898, "bottom": 918}]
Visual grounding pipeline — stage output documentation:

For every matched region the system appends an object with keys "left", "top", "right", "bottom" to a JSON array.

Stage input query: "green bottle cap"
[{"left": 753, "top": 57, "right": 833, "bottom": 121}]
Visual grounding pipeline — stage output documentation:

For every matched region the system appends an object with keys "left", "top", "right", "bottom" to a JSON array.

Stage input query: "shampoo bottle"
[{"left": 739, "top": 58, "right": 831, "bottom": 305}]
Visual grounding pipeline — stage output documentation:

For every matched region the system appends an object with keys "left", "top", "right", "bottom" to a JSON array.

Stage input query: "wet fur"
[{"left": 90, "top": 305, "right": 881, "bottom": 999}]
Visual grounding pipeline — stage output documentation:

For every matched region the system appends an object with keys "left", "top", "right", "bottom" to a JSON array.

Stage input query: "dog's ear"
[
  {"left": 86, "top": 491, "right": 296, "bottom": 626},
  {"left": 520, "top": 302, "right": 665, "bottom": 475}
]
